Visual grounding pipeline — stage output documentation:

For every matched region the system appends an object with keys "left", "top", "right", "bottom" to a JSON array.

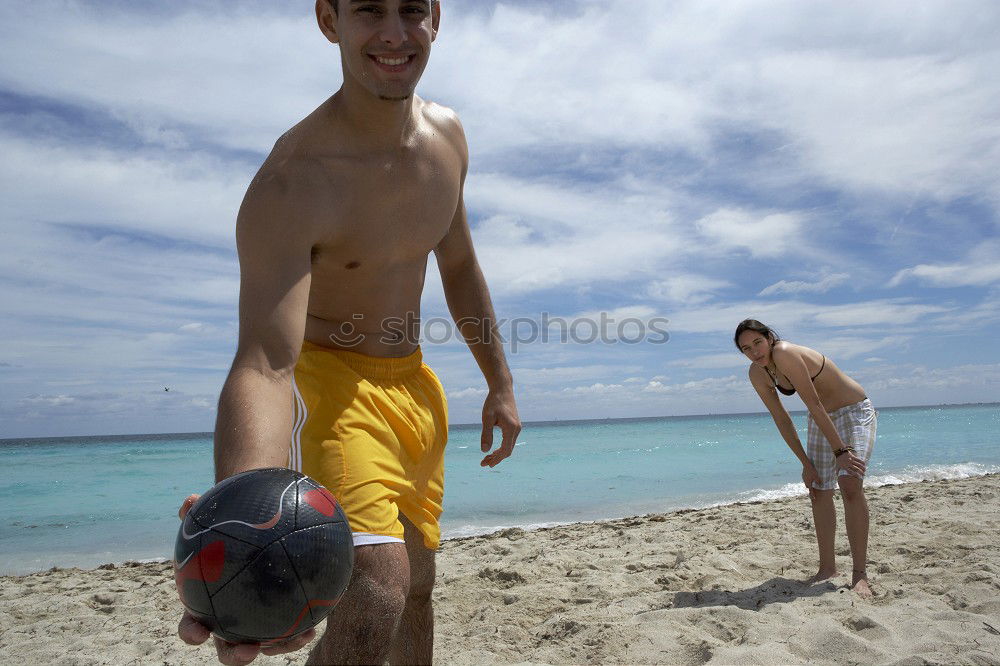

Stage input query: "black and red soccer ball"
[{"left": 174, "top": 468, "right": 354, "bottom": 643}]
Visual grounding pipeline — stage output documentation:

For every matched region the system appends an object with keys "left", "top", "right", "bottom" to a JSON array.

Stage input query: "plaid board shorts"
[{"left": 806, "top": 398, "right": 877, "bottom": 491}]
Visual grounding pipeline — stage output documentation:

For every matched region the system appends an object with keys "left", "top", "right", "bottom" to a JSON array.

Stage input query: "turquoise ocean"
[{"left": 2, "top": 403, "right": 998, "bottom": 576}]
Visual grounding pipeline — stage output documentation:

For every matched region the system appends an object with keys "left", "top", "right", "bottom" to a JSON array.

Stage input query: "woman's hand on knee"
[
  {"left": 801, "top": 464, "right": 821, "bottom": 499},
  {"left": 835, "top": 450, "right": 866, "bottom": 476}
]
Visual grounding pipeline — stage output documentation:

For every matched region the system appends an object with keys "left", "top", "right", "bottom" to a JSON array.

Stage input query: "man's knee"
[
  {"left": 398, "top": 515, "right": 436, "bottom": 605},
  {"left": 407, "top": 570, "right": 435, "bottom": 609},
  {"left": 311, "top": 545, "right": 410, "bottom": 663},
  {"left": 404, "top": 551, "right": 436, "bottom": 610},
  {"left": 345, "top": 544, "right": 410, "bottom": 617}
]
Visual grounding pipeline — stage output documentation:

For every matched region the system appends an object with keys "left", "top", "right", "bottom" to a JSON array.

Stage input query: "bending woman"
[{"left": 735, "top": 319, "right": 877, "bottom": 597}]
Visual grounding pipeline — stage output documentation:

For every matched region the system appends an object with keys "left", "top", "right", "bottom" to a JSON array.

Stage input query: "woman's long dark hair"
[{"left": 733, "top": 319, "right": 780, "bottom": 351}]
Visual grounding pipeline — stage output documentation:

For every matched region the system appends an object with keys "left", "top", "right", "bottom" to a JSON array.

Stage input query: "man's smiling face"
[{"left": 321, "top": 0, "right": 440, "bottom": 102}]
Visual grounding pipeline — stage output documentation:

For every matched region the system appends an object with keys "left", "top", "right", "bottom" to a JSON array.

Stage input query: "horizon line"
[{"left": 2, "top": 400, "right": 998, "bottom": 443}]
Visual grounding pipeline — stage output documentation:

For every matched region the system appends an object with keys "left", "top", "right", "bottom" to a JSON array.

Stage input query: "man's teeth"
[{"left": 376, "top": 56, "right": 409, "bottom": 66}]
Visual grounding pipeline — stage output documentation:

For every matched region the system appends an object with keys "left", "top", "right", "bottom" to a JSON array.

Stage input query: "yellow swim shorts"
[{"left": 288, "top": 342, "right": 448, "bottom": 549}]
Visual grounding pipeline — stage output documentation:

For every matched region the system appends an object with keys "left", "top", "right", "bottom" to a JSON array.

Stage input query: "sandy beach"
[{"left": 2, "top": 474, "right": 999, "bottom": 665}]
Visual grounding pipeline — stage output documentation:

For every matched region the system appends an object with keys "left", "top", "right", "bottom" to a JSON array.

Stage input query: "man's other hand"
[{"left": 480, "top": 390, "right": 521, "bottom": 467}]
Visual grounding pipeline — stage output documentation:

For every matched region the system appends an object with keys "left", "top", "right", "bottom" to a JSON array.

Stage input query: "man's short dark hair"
[{"left": 328, "top": 0, "right": 439, "bottom": 14}]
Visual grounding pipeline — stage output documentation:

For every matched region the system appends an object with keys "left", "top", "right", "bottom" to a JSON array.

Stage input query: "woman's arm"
[
  {"left": 749, "top": 366, "right": 811, "bottom": 467},
  {"left": 772, "top": 347, "right": 845, "bottom": 451}
]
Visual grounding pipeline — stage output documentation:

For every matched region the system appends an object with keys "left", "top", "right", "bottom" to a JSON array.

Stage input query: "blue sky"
[{"left": 2, "top": 0, "right": 999, "bottom": 438}]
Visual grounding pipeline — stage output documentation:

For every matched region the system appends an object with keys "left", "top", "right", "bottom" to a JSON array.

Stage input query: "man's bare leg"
[
  {"left": 838, "top": 475, "right": 873, "bottom": 598},
  {"left": 389, "top": 515, "right": 436, "bottom": 666},
  {"left": 809, "top": 488, "right": 838, "bottom": 582},
  {"left": 307, "top": 542, "right": 410, "bottom": 665}
]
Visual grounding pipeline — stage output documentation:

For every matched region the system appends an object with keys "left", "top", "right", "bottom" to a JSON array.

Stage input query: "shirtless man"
[{"left": 177, "top": 1, "right": 521, "bottom": 663}]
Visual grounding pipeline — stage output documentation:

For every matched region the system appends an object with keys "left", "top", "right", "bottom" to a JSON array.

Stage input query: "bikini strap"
[{"left": 811, "top": 355, "right": 826, "bottom": 381}]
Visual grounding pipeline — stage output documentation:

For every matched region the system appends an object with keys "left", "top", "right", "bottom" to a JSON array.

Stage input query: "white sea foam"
[
  {"left": 866, "top": 462, "right": 1000, "bottom": 486},
  {"left": 136, "top": 556, "right": 169, "bottom": 565},
  {"left": 710, "top": 462, "right": 999, "bottom": 505},
  {"left": 443, "top": 520, "right": 568, "bottom": 540},
  {"left": 736, "top": 483, "right": 806, "bottom": 503}
]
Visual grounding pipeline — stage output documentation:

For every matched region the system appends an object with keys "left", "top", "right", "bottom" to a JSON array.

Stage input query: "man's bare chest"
[{"left": 312, "top": 153, "right": 461, "bottom": 269}]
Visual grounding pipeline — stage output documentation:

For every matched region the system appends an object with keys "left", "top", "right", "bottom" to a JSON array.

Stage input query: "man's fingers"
[
  {"left": 178, "top": 612, "right": 211, "bottom": 646},
  {"left": 500, "top": 427, "right": 518, "bottom": 454},
  {"left": 480, "top": 426, "right": 519, "bottom": 467},
  {"left": 215, "top": 636, "right": 260, "bottom": 666},
  {"left": 480, "top": 420, "right": 494, "bottom": 453},
  {"left": 260, "top": 629, "right": 316, "bottom": 656},
  {"left": 480, "top": 419, "right": 499, "bottom": 465},
  {"left": 178, "top": 494, "right": 201, "bottom": 519},
  {"left": 480, "top": 445, "right": 513, "bottom": 467},
  {"left": 480, "top": 449, "right": 506, "bottom": 467}
]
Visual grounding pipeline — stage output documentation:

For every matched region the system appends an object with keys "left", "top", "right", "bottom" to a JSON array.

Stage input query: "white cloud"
[
  {"left": 760, "top": 273, "right": 850, "bottom": 296},
  {"left": 562, "top": 383, "right": 624, "bottom": 395},
  {"left": 0, "top": 133, "right": 247, "bottom": 247},
  {"left": 891, "top": 262, "right": 1000, "bottom": 288},
  {"left": 433, "top": 2, "right": 1000, "bottom": 207},
  {"left": 20, "top": 394, "right": 78, "bottom": 408},
  {"left": 856, "top": 363, "right": 1000, "bottom": 395},
  {"left": 515, "top": 364, "right": 640, "bottom": 384},
  {"left": 431, "top": 3, "right": 714, "bottom": 155},
  {"left": 641, "top": 375, "right": 743, "bottom": 395},
  {"left": 695, "top": 208, "right": 804, "bottom": 258},
  {"left": 648, "top": 276, "right": 731, "bottom": 305},
  {"left": 448, "top": 387, "right": 488, "bottom": 400},
  {"left": 889, "top": 241, "right": 1000, "bottom": 288},
  {"left": 811, "top": 301, "right": 950, "bottom": 327},
  {"left": 801, "top": 336, "right": 910, "bottom": 362},
  {"left": 3, "top": 0, "right": 997, "bottom": 208},
  {"left": 0, "top": 3, "right": 329, "bottom": 154},
  {"left": 466, "top": 173, "right": 681, "bottom": 295},
  {"left": 671, "top": 353, "right": 748, "bottom": 370},
  {"left": 668, "top": 298, "right": 952, "bottom": 334}
]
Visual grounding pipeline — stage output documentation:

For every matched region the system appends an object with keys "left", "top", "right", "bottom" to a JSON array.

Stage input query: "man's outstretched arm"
[
  {"left": 434, "top": 135, "right": 520, "bottom": 467},
  {"left": 214, "top": 173, "right": 314, "bottom": 480},
  {"left": 178, "top": 172, "right": 317, "bottom": 666}
]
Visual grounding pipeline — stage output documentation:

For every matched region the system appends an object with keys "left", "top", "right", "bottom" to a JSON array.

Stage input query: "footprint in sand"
[{"left": 843, "top": 615, "right": 890, "bottom": 640}]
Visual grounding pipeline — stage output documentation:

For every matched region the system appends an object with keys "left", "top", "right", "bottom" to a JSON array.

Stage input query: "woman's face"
[{"left": 737, "top": 330, "right": 772, "bottom": 366}]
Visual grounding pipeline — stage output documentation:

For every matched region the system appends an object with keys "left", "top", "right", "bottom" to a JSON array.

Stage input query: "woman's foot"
[
  {"left": 807, "top": 566, "right": 838, "bottom": 583},
  {"left": 852, "top": 569, "right": 873, "bottom": 598}
]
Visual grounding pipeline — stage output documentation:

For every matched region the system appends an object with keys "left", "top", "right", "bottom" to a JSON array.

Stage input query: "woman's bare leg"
[
  {"left": 838, "top": 474, "right": 872, "bottom": 598},
  {"left": 810, "top": 488, "right": 838, "bottom": 581}
]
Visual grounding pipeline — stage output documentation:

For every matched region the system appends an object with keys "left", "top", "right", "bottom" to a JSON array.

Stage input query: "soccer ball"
[{"left": 174, "top": 468, "right": 354, "bottom": 643}]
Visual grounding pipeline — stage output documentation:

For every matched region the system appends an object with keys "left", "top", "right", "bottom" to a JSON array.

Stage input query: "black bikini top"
[{"left": 766, "top": 355, "right": 825, "bottom": 396}]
